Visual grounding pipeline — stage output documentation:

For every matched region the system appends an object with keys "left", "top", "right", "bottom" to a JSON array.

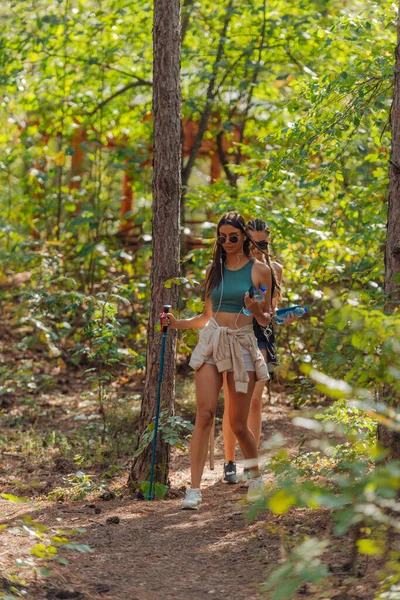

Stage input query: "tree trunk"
[
  {"left": 377, "top": 9, "right": 400, "bottom": 459},
  {"left": 129, "top": 0, "right": 181, "bottom": 488}
]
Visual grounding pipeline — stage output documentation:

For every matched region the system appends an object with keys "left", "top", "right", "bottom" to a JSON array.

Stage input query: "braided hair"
[{"left": 247, "top": 218, "right": 281, "bottom": 298}]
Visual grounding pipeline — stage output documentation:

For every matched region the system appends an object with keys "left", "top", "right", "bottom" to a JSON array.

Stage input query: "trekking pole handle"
[{"left": 160, "top": 304, "right": 172, "bottom": 333}]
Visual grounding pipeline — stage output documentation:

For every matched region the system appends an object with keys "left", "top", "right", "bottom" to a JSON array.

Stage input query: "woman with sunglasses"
[
  {"left": 222, "top": 218, "right": 283, "bottom": 484},
  {"left": 160, "top": 212, "right": 271, "bottom": 509}
]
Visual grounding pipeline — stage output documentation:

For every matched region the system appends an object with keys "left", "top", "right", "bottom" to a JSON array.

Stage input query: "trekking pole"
[
  {"left": 209, "top": 417, "right": 215, "bottom": 470},
  {"left": 147, "top": 304, "right": 172, "bottom": 500}
]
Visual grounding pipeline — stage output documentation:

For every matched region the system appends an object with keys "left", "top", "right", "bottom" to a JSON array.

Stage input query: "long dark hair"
[
  {"left": 247, "top": 218, "right": 281, "bottom": 298},
  {"left": 206, "top": 212, "right": 251, "bottom": 295}
]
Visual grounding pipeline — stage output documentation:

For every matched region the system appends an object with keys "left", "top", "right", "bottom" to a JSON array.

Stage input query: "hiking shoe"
[
  {"left": 223, "top": 461, "right": 238, "bottom": 484},
  {"left": 181, "top": 488, "right": 202, "bottom": 510},
  {"left": 247, "top": 476, "right": 265, "bottom": 503}
]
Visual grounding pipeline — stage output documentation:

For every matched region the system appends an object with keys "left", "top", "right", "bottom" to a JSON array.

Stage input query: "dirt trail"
[
  {"left": 1, "top": 401, "right": 295, "bottom": 600},
  {"left": 1, "top": 388, "right": 382, "bottom": 600}
]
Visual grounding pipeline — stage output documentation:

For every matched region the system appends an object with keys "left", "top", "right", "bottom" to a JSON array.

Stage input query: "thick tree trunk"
[
  {"left": 129, "top": 0, "right": 181, "bottom": 488},
  {"left": 377, "top": 11, "right": 400, "bottom": 458}
]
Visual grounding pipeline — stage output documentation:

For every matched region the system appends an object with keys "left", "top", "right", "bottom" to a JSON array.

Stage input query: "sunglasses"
[
  {"left": 217, "top": 234, "right": 241, "bottom": 245},
  {"left": 251, "top": 240, "right": 268, "bottom": 250}
]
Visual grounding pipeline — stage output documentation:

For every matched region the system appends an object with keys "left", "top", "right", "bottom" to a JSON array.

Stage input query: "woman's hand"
[
  {"left": 160, "top": 311, "right": 178, "bottom": 329},
  {"left": 283, "top": 313, "right": 297, "bottom": 326},
  {"left": 244, "top": 292, "right": 271, "bottom": 325}
]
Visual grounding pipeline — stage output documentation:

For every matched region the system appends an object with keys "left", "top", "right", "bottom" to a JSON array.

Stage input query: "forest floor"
[{"left": 0, "top": 335, "right": 387, "bottom": 600}]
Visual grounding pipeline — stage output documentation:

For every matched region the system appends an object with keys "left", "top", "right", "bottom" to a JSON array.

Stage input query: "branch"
[
  {"left": 213, "top": 47, "right": 255, "bottom": 97},
  {"left": 284, "top": 46, "right": 305, "bottom": 72},
  {"left": 87, "top": 81, "right": 151, "bottom": 116},
  {"left": 182, "top": 0, "right": 235, "bottom": 188},
  {"left": 181, "top": 0, "right": 195, "bottom": 44},
  {"left": 216, "top": 0, "right": 268, "bottom": 176},
  {"left": 216, "top": 131, "right": 237, "bottom": 188},
  {"left": 40, "top": 49, "right": 152, "bottom": 83},
  {"left": 235, "top": 0, "right": 267, "bottom": 166},
  {"left": 181, "top": 5, "right": 286, "bottom": 187},
  {"left": 213, "top": 40, "right": 287, "bottom": 101}
]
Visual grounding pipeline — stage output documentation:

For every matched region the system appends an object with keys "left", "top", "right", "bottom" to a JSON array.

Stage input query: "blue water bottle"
[
  {"left": 243, "top": 286, "right": 266, "bottom": 316},
  {"left": 274, "top": 305, "right": 308, "bottom": 325}
]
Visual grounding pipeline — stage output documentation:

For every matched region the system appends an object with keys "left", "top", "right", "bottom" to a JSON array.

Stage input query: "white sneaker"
[
  {"left": 181, "top": 488, "right": 202, "bottom": 510},
  {"left": 247, "top": 476, "right": 265, "bottom": 503}
]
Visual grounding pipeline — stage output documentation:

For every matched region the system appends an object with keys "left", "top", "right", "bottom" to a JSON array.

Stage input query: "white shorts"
[{"left": 205, "top": 346, "right": 255, "bottom": 372}]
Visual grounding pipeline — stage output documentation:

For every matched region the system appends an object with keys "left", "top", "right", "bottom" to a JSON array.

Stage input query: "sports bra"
[{"left": 210, "top": 260, "right": 254, "bottom": 313}]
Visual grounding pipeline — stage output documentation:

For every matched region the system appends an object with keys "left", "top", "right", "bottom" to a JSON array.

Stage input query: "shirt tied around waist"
[{"left": 189, "top": 318, "right": 269, "bottom": 393}]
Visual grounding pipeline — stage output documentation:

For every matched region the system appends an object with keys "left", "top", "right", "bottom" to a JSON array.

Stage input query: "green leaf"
[
  {"left": 1, "top": 493, "right": 27, "bottom": 503},
  {"left": 140, "top": 481, "right": 151, "bottom": 497},
  {"left": 357, "top": 539, "right": 385, "bottom": 556},
  {"left": 271, "top": 579, "right": 300, "bottom": 600},
  {"left": 154, "top": 483, "right": 168, "bottom": 500},
  {"left": 63, "top": 543, "right": 93, "bottom": 553},
  {"left": 268, "top": 489, "right": 296, "bottom": 514}
]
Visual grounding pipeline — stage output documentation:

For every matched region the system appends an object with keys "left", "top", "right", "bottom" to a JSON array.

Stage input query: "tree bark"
[
  {"left": 377, "top": 8, "right": 400, "bottom": 459},
  {"left": 129, "top": 0, "right": 181, "bottom": 488}
]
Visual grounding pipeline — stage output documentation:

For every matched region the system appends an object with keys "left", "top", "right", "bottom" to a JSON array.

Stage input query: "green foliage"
[
  {"left": 253, "top": 382, "right": 400, "bottom": 598},
  {"left": 319, "top": 306, "right": 400, "bottom": 396},
  {"left": 0, "top": 392, "right": 139, "bottom": 509},
  {"left": 1, "top": 493, "right": 27, "bottom": 503},
  {"left": 0, "top": 0, "right": 399, "bottom": 594},
  {"left": 18, "top": 279, "right": 143, "bottom": 445},
  {"left": 133, "top": 413, "right": 194, "bottom": 458},
  {"left": 261, "top": 539, "right": 329, "bottom": 600},
  {"left": 315, "top": 399, "right": 377, "bottom": 439},
  {"left": 164, "top": 277, "right": 199, "bottom": 289},
  {"left": 0, "top": 495, "right": 93, "bottom": 591},
  {"left": 314, "top": 399, "right": 377, "bottom": 469},
  {"left": 377, "top": 576, "right": 400, "bottom": 600},
  {"left": 0, "top": 0, "right": 396, "bottom": 393},
  {"left": 139, "top": 480, "right": 168, "bottom": 500},
  {"left": 47, "top": 470, "right": 106, "bottom": 502}
]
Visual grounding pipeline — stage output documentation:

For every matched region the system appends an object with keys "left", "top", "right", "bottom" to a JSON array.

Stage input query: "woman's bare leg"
[
  {"left": 191, "top": 364, "right": 222, "bottom": 488},
  {"left": 247, "top": 349, "right": 267, "bottom": 448},
  {"left": 247, "top": 379, "right": 264, "bottom": 447},
  {"left": 223, "top": 349, "right": 267, "bottom": 462},
  {"left": 226, "top": 371, "right": 260, "bottom": 477},
  {"left": 222, "top": 374, "right": 237, "bottom": 463}
]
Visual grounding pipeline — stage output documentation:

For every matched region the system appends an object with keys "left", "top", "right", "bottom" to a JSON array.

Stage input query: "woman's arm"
[
  {"left": 244, "top": 262, "right": 272, "bottom": 326},
  {"left": 161, "top": 265, "right": 213, "bottom": 330},
  {"left": 271, "top": 289, "right": 279, "bottom": 313},
  {"left": 162, "top": 295, "right": 212, "bottom": 330},
  {"left": 271, "top": 262, "right": 283, "bottom": 312},
  {"left": 256, "top": 261, "right": 272, "bottom": 317}
]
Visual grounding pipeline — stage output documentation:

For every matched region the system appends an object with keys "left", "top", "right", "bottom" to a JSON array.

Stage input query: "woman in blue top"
[
  {"left": 222, "top": 218, "right": 283, "bottom": 483},
  {"left": 161, "top": 212, "right": 271, "bottom": 509}
]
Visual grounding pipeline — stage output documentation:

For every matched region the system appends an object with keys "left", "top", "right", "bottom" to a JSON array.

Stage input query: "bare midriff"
[{"left": 212, "top": 311, "right": 253, "bottom": 329}]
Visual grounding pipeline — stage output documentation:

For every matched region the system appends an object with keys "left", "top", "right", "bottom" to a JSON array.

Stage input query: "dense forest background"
[
  {"left": 1, "top": 1, "right": 400, "bottom": 599},
  {"left": 1, "top": 0, "right": 397, "bottom": 391}
]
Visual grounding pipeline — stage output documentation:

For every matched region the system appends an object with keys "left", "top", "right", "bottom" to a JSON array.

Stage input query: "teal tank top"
[{"left": 210, "top": 260, "right": 254, "bottom": 313}]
